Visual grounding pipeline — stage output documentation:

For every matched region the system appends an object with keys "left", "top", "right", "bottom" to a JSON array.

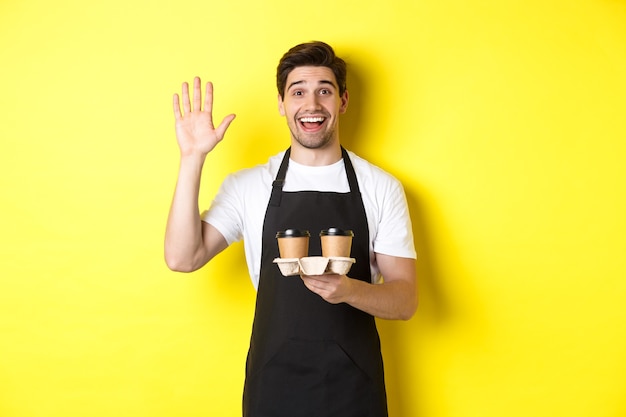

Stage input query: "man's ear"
[
  {"left": 278, "top": 94, "right": 285, "bottom": 116},
  {"left": 339, "top": 90, "right": 349, "bottom": 114}
]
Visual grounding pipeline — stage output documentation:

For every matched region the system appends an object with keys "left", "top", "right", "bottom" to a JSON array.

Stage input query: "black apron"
[{"left": 242, "top": 147, "right": 388, "bottom": 417}]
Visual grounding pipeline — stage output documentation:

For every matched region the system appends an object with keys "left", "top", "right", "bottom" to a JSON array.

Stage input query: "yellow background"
[{"left": 2, "top": 0, "right": 625, "bottom": 416}]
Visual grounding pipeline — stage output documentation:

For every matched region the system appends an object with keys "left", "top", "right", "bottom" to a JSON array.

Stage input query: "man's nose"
[{"left": 304, "top": 94, "right": 322, "bottom": 110}]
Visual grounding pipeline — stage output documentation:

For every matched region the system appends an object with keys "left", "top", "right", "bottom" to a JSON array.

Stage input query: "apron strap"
[
  {"left": 269, "top": 147, "right": 359, "bottom": 207},
  {"left": 269, "top": 148, "right": 291, "bottom": 207},
  {"left": 341, "top": 147, "right": 361, "bottom": 197}
]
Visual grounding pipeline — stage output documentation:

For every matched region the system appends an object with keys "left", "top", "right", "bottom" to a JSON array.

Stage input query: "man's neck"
[{"left": 289, "top": 141, "right": 343, "bottom": 167}]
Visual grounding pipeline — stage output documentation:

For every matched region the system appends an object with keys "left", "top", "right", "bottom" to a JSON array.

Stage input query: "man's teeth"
[{"left": 299, "top": 117, "right": 325, "bottom": 123}]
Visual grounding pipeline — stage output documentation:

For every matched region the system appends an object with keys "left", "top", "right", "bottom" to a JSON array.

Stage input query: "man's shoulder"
[{"left": 347, "top": 150, "right": 402, "bottom": 186}]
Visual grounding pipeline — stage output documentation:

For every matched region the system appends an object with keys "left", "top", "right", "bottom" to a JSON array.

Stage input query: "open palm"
[{"left": 173, "top": 77, "right": 235, "bottom": 157}]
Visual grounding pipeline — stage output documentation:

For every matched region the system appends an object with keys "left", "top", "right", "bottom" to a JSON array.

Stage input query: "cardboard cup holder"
[{"left": 273, "top": 256, "right": 356, "bottom": 276}]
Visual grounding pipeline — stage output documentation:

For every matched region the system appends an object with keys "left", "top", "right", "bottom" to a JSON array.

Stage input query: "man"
[{"left": 165, "top": 41, "right": 417, "bottom": 417}]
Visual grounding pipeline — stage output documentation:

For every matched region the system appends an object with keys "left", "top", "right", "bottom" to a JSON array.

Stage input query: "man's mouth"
[{"left": 298, "top": 116, "right": 326, "bottom": 131}]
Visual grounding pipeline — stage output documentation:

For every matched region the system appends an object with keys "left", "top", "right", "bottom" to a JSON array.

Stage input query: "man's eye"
[
  {"left": 293, "top": 91, "right": 303, "bottom": 96},
  {"left": 320, "top": 89, "right": 330, "bottom": 95}
]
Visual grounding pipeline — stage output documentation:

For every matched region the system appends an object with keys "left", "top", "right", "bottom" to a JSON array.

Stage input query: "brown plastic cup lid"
[
  {"left": 276, "top": 229, "right": 311, "bottom": 238},
  {"left": 319, "top": 228, "right": 354, "bottom": 237}
]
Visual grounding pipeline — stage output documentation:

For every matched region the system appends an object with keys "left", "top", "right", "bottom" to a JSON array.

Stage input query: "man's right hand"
[{"left": 173, "top": 76, "right": 236, "bottom": 158}]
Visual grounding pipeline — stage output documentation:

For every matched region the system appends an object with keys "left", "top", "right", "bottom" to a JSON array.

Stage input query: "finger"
[
  {"left": 301, "top": 275, "right": 326, "bottom": 288},
  {"left": 300, "top": 276, "right": 319, "bottom": 291},
  {"left": 193, "top": 76, "right": 202, "bottom": 112},
  {"left": 181, "top": 82, "right": 191, "bottom": 114},
  {"left": 204, "top": 81, "right": 214, "bottom": 115},
  {"left": 173, "top": 94, "right": 182, "bottom": 120},
  {"left": 215, "top": 114, "right": 236, "bottom": 140}
]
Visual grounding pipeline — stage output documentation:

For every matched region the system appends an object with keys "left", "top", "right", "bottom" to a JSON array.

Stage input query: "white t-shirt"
[{"left": 202, "top": 150, "right": 416, "bottom": 289}]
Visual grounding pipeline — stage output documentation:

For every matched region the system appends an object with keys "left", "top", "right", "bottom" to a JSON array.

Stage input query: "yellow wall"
[{"left": 2, "top": 0, "right": 625, "bottom": 416}]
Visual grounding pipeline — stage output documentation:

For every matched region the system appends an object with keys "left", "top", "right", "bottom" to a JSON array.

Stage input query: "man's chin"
[
  {"left": 295, "top": 137, "right": 333, "bottom": 150},
  {"left": 291, "top": 130, "right": 335, "bottom": 149}
]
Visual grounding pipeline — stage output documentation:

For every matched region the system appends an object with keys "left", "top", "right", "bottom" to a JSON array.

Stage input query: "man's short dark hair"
[{"left": 276, "top": 41, "right": 347, "bottom": 99}]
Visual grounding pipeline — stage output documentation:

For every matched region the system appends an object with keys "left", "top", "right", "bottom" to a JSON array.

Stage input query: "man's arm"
[
  {"left": 300, "top": 253, "right": 417, "bottom": 320},
  {"left": 164, "top": 77, "right": 235, "bottom": 272},
  {"left": 164, "top": 159, "right": 229, "bottom": 271}
]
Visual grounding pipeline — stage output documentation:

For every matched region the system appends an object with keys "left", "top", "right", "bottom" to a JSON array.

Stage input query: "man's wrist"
[{"left": 179, "top": 152, "right": 207, "bottom": 169}]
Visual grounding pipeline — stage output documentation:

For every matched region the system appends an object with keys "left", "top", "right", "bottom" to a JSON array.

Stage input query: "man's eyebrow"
[{"left": 287, "top": 79, "right": 337, "bottom": 91}]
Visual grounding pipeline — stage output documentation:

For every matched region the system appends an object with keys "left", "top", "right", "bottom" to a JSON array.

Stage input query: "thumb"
[{"left": 215, "top": 114, "right": 236, "bottom": 140}]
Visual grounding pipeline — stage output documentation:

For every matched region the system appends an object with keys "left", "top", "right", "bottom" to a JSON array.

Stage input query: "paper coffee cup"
[
  {"left": 276, "top": 229, "right": 310, "bottom": 259},
  {"left": 320, "top": 228, "right": 354, "bottom": 258}
]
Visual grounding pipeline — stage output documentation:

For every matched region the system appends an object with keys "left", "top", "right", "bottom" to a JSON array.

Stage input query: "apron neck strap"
[
  {"left": 341, "top": 147, "right": 361, "bottom": 197},
  {"left": 269, "top": 147, "right": 359, "bottom": 207},
  {"left": 269, "top": 148, "right": 291, "bottom": 207}
]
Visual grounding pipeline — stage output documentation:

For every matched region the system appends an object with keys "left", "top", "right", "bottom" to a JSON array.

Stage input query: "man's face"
[{"left": 278, "top": 66, "right": 349, "bottom": 150}]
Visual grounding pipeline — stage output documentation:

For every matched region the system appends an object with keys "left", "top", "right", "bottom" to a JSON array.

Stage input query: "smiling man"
[
  {"left": 279, "top": 66, "right": 348, "bottom": 152},
  {"left": 165, "top": 41, "right": 417, "bottom": 417}
]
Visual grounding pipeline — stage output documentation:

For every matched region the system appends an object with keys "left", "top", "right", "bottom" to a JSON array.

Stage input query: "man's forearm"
[
  {"left": 345, "top": 278, "right": 417, "bottom": 320},
  {"left": 164, "top": 155, "right": 208, "bottom": 272}
]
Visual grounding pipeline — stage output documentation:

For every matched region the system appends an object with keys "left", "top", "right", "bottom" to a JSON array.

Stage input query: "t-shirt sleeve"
[
  {"left": 201, "top": 174, "right": 244, "bottom": 246},
  {"left": 372, "top": 178, "right": 417, "bottom": 259}
]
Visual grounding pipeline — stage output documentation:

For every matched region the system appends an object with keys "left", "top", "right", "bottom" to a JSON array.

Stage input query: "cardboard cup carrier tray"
[{"left": 273, "top": 256, "right": 356, "bottom": 276}]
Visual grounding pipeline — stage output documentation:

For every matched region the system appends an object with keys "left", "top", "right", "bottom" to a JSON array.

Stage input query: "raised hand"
[{"left": 173, "top": 77, "right": 236, "bottom": 158}]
